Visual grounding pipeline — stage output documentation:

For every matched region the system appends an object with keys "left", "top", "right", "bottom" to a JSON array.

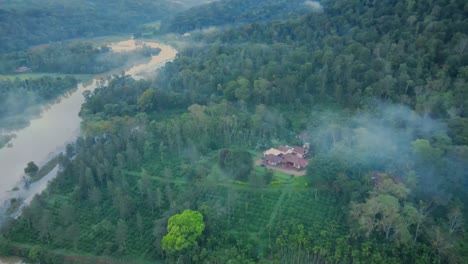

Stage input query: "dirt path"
[{"left": 267, "top": 189, "right": 288, "bottom": 227}]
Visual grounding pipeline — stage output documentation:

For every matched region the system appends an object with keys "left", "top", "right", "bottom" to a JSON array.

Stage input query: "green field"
[{"left": 30, "top": 35, "right": 129, "bottom": 51}]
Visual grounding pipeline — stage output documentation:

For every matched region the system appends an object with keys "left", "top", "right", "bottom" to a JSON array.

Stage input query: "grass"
[
  {"left": 253, "top": 166, "right": 290, "bottom": 180},
  {"left": 293, "top": 176, "right": 308, "bottom": 187},
  {"left": 31, "top": 156, "right": 61, "bottom": 182},
  {"left": 30, "top": 35, "right": 129, "bottom": 50}
]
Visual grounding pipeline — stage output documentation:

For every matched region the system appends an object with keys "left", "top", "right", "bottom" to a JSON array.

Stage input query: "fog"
[
  {"left": 306, "top": 103, "right": 447, "bottom": 174},
  {"left": 304, "top": 1, "right": 324, "bottom": 13},
  {"left": 0, "top": 39, "right": 177, "bottom": 226},
  {"left": 304, "top": 102, "right": 468, "bottom": 203}
]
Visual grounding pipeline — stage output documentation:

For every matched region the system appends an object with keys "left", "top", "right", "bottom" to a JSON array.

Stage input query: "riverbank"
[
  {"left": 0, "top": 37, "right": 177, "bottom": 227},
  {"left": 0, "top": 256, "right": 24, "bottom": 264},
  {"left": 110, "top": 39, "right": 177, "bottom": 78}
]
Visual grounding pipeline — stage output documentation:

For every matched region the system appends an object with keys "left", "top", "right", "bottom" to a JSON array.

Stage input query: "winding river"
[{"left": 0, "top": 39, "right": 177, "bottom": 225}]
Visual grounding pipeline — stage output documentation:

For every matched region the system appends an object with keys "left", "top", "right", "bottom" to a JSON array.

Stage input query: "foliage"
[
  {"left": 162, "top": 0, "right": 310, "bottom": 33},
  {"left": 0, "top": 76, "right": 77, "bottom": 130},
  {"left": 28, "top": 245, "right": 43, "bottom": 262},
  {"left": 0, "top": 0, "right": 182, "bottom": 53},
  {"left": 218, "top": 149, "right": 253, "bottom": 181},
  {"left": 162, "top": 210, "right": 205, "bottom": 254},
  {"left": 2, "top": 0, "right": 468, "bottom": 263},
  {"left": 24, "top": 161, "right": 39, "bottom": 176},
  {"left": 0, "top": 41, "right": 159, "bottom": 74}
]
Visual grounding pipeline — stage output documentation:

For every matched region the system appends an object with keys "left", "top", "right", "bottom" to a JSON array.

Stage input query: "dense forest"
[
  {"left": 0, "top": 41, "right": 160, "bottom": 74},
  {"left": 0, "top": 0, "right": 467, "bottom": 263},
  {"left": 0, "top": 40, "right": 159, "bottom": 133},
  {"left": 0, "top": 76, "right": 78, "bottom": 130},
  {"left": 161, "top": 0, "right": 313, "bottom": 33},
  {"left": 0, "top": 0, "right": 202, "bottom": 53}
]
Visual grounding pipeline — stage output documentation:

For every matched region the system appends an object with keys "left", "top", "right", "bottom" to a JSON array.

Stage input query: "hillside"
[
  {"left": 0, "top": 0, "right": 467, "bottom": 263},
  {"left": 0, "top": 0, "right": 194, "bottom": 53},
  {"left": 161, "top": 0, "right": 314, "bottom": 33}
]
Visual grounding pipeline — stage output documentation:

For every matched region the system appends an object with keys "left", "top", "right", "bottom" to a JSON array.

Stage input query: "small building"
[
  {"left": 264, "top": 148, "right": 282, "bottom": 157},
  {"left": 293, "top": 146, "right": 308, "bottom": 158},
  {"left": 278, "top": 145, "right": 293, "bottom": 155},
  {"left": 263, "top": 154, "right": 283, "bottom": 166},
  {"left": 282, "top": 153, "right": 309, "bottom": 169},
  {"left": 262, "top": 144, "right": 310, "bottom": 170},
  {"left": 15, "top": 66, "right": 30, "bottom": 73}
]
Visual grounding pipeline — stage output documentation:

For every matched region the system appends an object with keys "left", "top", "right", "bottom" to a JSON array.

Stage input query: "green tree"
[
  {"left": 137, "top": 88, "right": 155, "bottom": 112},
  {"left": 234, "top": 77, "right": 252, "bottom": 101},
  {"left": 162, "top": 210, "right": 205, "bottom": 254},
  {"left": 217, "top": 149, "right": 253, "bottom": 181},
  {"left": 24, "top": 161, "right": 39, "bottom": 176},
  {"left": 28, "top": 245, "right": 43, "bottom": 263}
]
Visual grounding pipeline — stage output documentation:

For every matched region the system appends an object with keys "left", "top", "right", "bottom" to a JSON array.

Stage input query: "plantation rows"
[{"left": 195, "top": 185, "right": 345, "bottom": 235}]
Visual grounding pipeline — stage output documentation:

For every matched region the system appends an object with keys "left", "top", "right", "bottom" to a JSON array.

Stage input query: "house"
[
  {"left": 282, "top": 153, "right": 309, "bottom": 169},
  {"left": 264, "top": 148, "right": 282, "bottom": 157},
  {"left": 15, "top": 66, "right": 30, "bottom": 73},
  {"left": 262, "top": 144, "right": 311, "bottom": 170},
  {"left": 278, "top": 145, "right": 293, "bottom": 155},
  {"left": 263, "top": 154, "right": 283, "bottom": 166},
  {"left": 293, "top": 146, "right": 308, "bottom": 158}
]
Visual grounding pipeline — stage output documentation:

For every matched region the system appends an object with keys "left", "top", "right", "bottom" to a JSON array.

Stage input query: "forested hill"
[
  {"left": 0, "top": 0, "right": 196, "bottom": 53},
  {"left": 161, "top": 0, "right": 314, "bottom": 33},
  {"left": 1, "top": 0, "right": 468, "bottom": 263},
  {"left": 163, "top": 0, "right": 467, "bottom": 119}
]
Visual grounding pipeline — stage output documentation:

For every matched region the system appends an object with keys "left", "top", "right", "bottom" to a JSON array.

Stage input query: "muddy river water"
[{"left": 0, "top": 38, "right": 176, "bottom": 224}]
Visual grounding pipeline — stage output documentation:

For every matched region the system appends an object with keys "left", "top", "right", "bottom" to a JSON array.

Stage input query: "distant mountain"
[
  {"left": 0, "top": 0, "right": 201, "bottom": 52},
  {"left": 162, "top": 0, "right": 314, "bottom": 33}
]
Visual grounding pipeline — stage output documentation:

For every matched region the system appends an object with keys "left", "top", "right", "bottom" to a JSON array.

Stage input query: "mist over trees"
[
  {"left": 0, "top": 76, "right": 78, "bottom": 130},
  {"left": 0, "top": 0, "right": 467, "bottom": 263},
  {"left": 0, "top": 0, "right": 187, "bottom": 53},
  {"left": 161, "top": 0, "right": 312, "bottom": 33}
]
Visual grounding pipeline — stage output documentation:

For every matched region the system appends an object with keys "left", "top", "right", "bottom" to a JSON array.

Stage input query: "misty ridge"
[
  {"left": 307, "top": 103, "right": 446, "bottom": 172},
  {"left": 306, "top": 102, "right": 467, "bottom": 204},
  {"left": 0, "top": 41, "right": 161, "bottom": 133}
]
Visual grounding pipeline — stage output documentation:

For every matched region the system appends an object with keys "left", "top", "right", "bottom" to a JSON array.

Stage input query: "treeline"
[
  {"left": 164, "top": 0, "right": 468, "bottom": 119},
  {"left": 1, "top": 75, "right": 447, "bottom": 263},
  {"left": 0, "top": 0, "right": 181, "bottom": 53},
  {"left": 161, "top": 0, "right": 311, "bottom": 33},
  {"left": 1, "top": 0, "right": 467, "bottom": 262},
  {"left": 0, "top": 42, "right": 160, "bottom": 74},
  {"left": 0, "top": 76, "right": 78, "bottom": 130}
]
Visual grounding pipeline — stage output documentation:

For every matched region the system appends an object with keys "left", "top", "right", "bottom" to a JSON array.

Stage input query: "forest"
[
  {"left": 0, "top": 0, "right": 197, "bottom": 53},
  {"left": 0, "top": 0, "right": 467, "bottom": 263},
  {"left": 0, "top": 40, "right": 159, "bottom": 135},
  {"left": 161, "top": 0, "right": 312, "bottom": 33},
  {"left": 0, "top": 76, "right": 78, "bottom": 130}
]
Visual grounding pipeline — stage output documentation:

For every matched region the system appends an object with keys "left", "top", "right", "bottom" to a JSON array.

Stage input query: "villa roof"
[
  {"left": 278, "top": 145, "right": 293, "bottom": 153},
  {"left": 264, "top": 148, "right": 282, "bottom": 156},
  {"left": 264, "top": 154, "right": 283, "bottom": 163},
  {"left": 283, "top": 153, "right": 309, "bottom": 167},
  {"left": 293, "top": 146, "right": 307, "bottom": 155}
]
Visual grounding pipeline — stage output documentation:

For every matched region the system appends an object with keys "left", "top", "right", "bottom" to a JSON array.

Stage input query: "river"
[{"left": 0, "top": 39, "right": 177, "bottom": 225}]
